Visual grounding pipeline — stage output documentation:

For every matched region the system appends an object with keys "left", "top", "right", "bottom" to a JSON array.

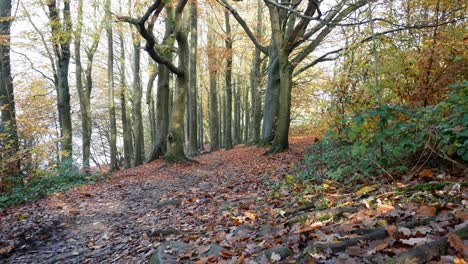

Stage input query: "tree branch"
[
  {"left": 116, "top": 0, "right": 183, "bottom": 75},
  {"left": 217, "top": 0, "right": 269, "bottom": 55},
  {"left": 293, "top": 19, "right": 461, "bottom": 76}
]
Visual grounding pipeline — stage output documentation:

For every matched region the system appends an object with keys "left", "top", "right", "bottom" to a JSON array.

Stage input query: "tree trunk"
[
  {"left": 146, "top": 62, "right": 158, "bottom": 144},
  {"left": 47, "top": 0, "right": 73, "bottom": 159},
  {"left": 132, "top": 38, "right": 145, "bottom": 166},
  {"left": 164, "top": 8, "right": 190, "bottom": 162},
  {"left": 262, "top": 45, "right": 280, "bottom": 144},
  {"left": 187, "top": 0, "right": 198, "bottom": 156},
  {"left": 269, "top": 54, "right": 292, "bottom": 153},
  {"left": 74, "top": 0, "right": 92, "bottom": 169},
  {"left": 106, "top": 0, "right": 118, "bottom": 170},
  {"left": 224, "top": 11, "right": 233, "bottom": 150},
  {"left": 118, "top": 28, "right": 133, "bottom": 168},
  {"left": 243, "top": 80, "right": 250, "bottom": 143},
  {"left": 148, "top": 7, "right": 175, "bottom": 162},
  {"left": 208, "top": 23, "right": 219, "bottom": 151},
  {"left": 0, "top": 0, "right": 19, "bottom": 176}
]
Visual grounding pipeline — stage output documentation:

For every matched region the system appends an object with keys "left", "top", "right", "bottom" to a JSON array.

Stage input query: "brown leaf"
[
  {"left": 448, "top": 232, "right": 468, "bottom": 258},
  {"left": 386, "top": 225, "right": 398, "bottom": 238},
  {"left": 345, "top": 246, "right": 369, "bottom": 257},
  {"left": 416, "top": 205, "right": 437, "bottom": 217},
  {"left": 236, "top": 254, "right": 245, "bottom": 264}
]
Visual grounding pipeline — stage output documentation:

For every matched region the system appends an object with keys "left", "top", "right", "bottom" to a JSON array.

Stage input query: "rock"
[
  {"left": 233, "top": 224, "right": 255, "bottom": 236},
  {"left": 154, "top": 199, "right": 182, "bottom": 209},
  {"left": 257, "top": 224, "right": 274, "bottom": 237},
  {"left": 255, "top": 246, "right": 293, "bottom": 261},
  {"left": 201, "top": 243, "right": 226, "bottom": 257},
  {"left": 150, "top": 228, "right": 181, "bottom": 237},
  {"left": 198, "top": 182, "right": 211, "bottom": 191},
  {"left": 0, "top": 240, "right": 15, "bottom": 255},
  {"left": 150, "top": 241, "right": 192, "bottom": 264}
]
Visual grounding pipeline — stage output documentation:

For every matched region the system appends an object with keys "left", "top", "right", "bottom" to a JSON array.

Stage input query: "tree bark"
[
  {"left": 74, "top": 0, "right": 92, "bottom": 169},
  {"left": 224, "top": 11, "right": 233, "bottom": 150},
  {"left": 47, "top": 0, "right": 73, "bottom": 159},
  {"left": 187, "top": 0, "right": 198, "bottom": 156},
  {"left": 146, "top": 62, "right": 158, "bottom": 144},
  {"left": 147, "top": 6, "right": 175, "bottom": 162},
  {"left": 262, "top": 44, "right": 280, "bottom": 144},
  {"left": 0, "top": 0, "right": 19, "bottom": 176},
  {"left": 118, "top": 26, "right": 133, "bottom": 168},
  {"left": 132, "top": 38, "right": 145, "bottom": 166},
  {"left": 164, "top": 4, "right": 190, "bottom": 162},
  {"left": 106, "top": 0, "right": 118, "bottom": 170},
  {"left": 208, "top": 21, "right": 219, "bottom": 151}
]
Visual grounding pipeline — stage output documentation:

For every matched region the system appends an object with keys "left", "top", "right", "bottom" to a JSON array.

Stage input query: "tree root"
[
  {"left": 287, "top": 206, "right": 358, "bottom": 225},
  {"left": 284, "top": 202, "right": 316, "bottom": 217},
  {"left": 308, "top": 217, "right": 435, "bottom": 254},
  {"left": 394, "top": 225, "right": 468, "bottom": 264}
]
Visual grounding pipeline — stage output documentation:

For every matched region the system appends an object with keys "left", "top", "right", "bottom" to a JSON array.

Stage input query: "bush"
[
  {"left": 300, "top": 82, "right": 468, "bottom": 183},
  {"left": 0, "top": 159, "right": 97, "bottom": 209}
]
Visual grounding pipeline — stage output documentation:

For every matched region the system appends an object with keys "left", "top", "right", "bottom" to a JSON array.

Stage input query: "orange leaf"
[
  {"left": 244, "top": 211, "right": 257, "bottom": 220},
  {"left": 419, "top": 169, "right": 434, "bottom": 180},
  {"left": 386, "top": 225, "right": 398, "bottom": 238}
]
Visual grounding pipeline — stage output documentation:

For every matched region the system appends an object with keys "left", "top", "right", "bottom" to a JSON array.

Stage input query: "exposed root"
[
  {"left": 394, "top": 225, "right": 468, "bottom": 264},
  {"left": 287, "top": 206, "right": 358, "bottom": 225},
  {"left": 308, "top": 217, "right": 435, "bottom": 254}
]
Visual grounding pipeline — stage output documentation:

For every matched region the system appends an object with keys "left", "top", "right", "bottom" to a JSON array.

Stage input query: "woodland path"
[{"left": 0, "top": 137, "right": 312, "bottom": 263}]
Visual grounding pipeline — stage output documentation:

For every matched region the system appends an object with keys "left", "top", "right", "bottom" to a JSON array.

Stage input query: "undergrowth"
[
  {"left": 0, "top": 159, "right": 102, "bottom": 209},
  {"left": 298, "top": 81, "right": 467, "bottom": 183}
]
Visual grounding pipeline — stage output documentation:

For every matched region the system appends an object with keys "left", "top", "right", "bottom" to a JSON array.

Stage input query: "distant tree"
[{"left": 46, "top": 0, "right": 73, "bottom": 158}]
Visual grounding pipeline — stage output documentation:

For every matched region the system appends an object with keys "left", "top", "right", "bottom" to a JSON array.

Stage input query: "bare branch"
[
  {"left": 294, "top": 19, "right": 462, "bottom": 76},
  {"left": 217, "top": 0, "right": 269, "bottom": 55}
]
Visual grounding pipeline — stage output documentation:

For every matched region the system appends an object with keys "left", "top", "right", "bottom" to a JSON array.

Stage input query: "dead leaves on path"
[{"left": 1, "top": 136, "right": 467, "bottom": 263}]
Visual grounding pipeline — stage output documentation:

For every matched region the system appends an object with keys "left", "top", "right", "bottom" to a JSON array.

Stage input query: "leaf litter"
[{"left": 0, "top": 136, "right": 467, "bottom": 263}]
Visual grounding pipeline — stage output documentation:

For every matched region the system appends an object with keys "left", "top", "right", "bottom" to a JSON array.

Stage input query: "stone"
[
  {"left": 150, "top": 241, "right": 192, "bottom": 264},
  {"left": 255, "top": 246, "right": 293, "bottom": 261}
]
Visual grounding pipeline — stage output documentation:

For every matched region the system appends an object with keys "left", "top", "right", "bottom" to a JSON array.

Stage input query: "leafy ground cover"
[{"left": 0, "top": 136, "right": 466, "bottom": 263}]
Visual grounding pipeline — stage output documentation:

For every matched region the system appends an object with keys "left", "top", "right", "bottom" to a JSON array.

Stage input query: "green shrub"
[
  {"left": 300, "top": 81, "right": 468, "bottom": 182},
  {"left": 0, "top": 159, "right": 97, "bottom": 209}
]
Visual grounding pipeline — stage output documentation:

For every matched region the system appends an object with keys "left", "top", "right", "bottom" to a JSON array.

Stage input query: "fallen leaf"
[
  {"left": 419, "top": 169, "right": 434, "bottom": 180},
  {"left": 386, "top": 225, "right": 398, "bottom": 238},
  {"left": 270, "top": 252, "right": 281, "bottom": 262},
  {"left": 448, "top": 232, "right": 468, "bottom": 258},
  {"left": 398, "top": 227, "right": 412, "bottom": 237},
  {"left": 416, "top": 205, "right": 437, "bottom": 217},
  {"left": 400, "top": 237, "right": 431, "bottom": 246},
  {"left": 356, "top": 186, "right": 376, "bottom": 195},
  {"left": 377, "top": 204, "right": 395, "bottom": 214},
  {"left": 244, "top": 211, "right": 257, "bottom": 220}
]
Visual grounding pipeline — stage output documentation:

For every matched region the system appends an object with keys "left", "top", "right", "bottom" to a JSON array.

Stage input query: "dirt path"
[{"left": 0, "top": 137, "right": 312, "bottom": 263}]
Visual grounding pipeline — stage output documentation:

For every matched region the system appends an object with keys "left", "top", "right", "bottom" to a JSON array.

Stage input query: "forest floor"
[{"left": 0, "top": 136, "right": 467, "bottom": 264}]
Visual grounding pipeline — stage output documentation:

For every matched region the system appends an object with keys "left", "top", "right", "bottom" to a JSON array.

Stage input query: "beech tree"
[
  {"left": 220, "top": 0, "right": 370, "bottom": 153},
  {"left": 106, "top": 0, "right": 118, "bottom": 170},
  {"left": 47, "top": 0, "right": 73, "bottom": 158},
  {"left": 120, "top": 0, "right": 191, "bottom": 162}
]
